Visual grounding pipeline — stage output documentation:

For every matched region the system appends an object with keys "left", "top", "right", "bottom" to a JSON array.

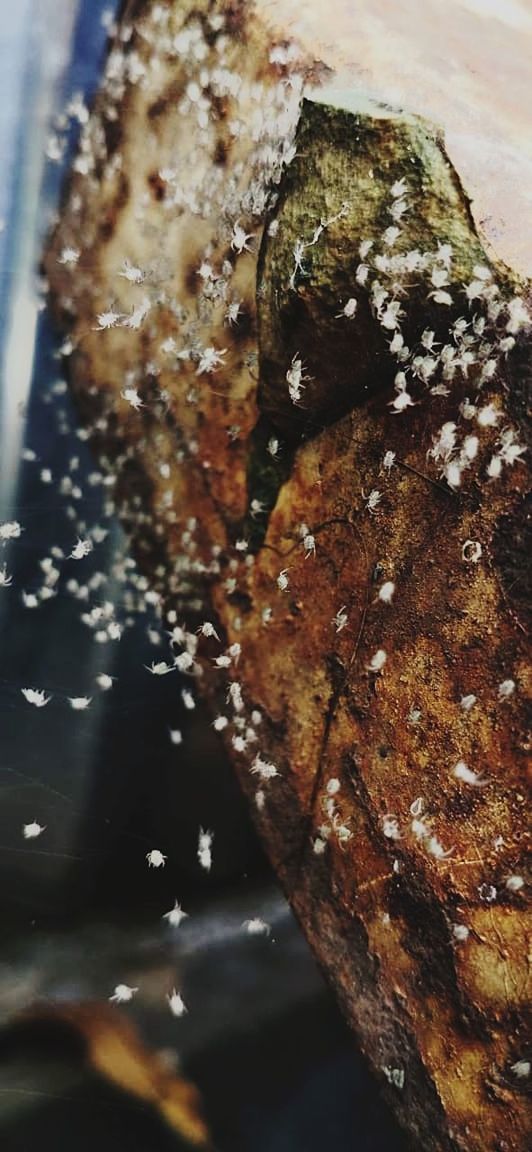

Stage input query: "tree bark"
[{"left": 45, "top": 3, "right": 531, "bottom": 1149}]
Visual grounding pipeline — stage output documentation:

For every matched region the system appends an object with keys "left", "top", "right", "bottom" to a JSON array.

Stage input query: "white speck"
[
  {"left": 326, "top": 778, "right": 341, "bottom": 796},
  {"left": 109, "top": 984, "right": 138, "bottom": 1003},
  {"left": 332, "top": 605, "right": 348, "bottom": 633},
  {"left": 94, "top": 308, "right": 122, "bottom": 330},
  {"left": 505, "top": 875, "right": 524, "bottom": 892},
  {"left": 198, "top": 827, "right": 213, "bottom": 871},
  {"left": 163, "top": 901, "right": 188, "bottom": 927},
  {"left": 0, "top": 564, "right": 13, "bottom": 587},
  {"left": 452, "top": 924, "right": 469, "bottom": 942},
  {"left": 96, "top": 674, "right": 114, "bottom": 691},
  {"left": 378, "top": 581, "right": 395, "bottom": 604},
  {"left": 21, "top": 688, "right": 51, "bottom": 708},
  {"left": 365, "top": 489, "right": 382, "bottom": 514},
  {"left": 511, "top": 1060, "right": 530, "bottom": 1079},
  {"left": 336, "top": 297, "right": 357, "bottom": 319},
  {"left": 477, "top": 403, "right": 501, "bottom": 428},
  {"left": 167, "top": 989, "right": 187, "bottom": 1017},
  {"left": 119, "top": 259, "right": 144, "bottom": 284},
  {"left": 453, "top": 760, "right": 486, "bottom": 786},
  {"left": 145, "top": 661, "right": 174, "bottom": 676},
  {"left": 121, "top": 386, "right": 144, "bottom": 411},
  {"left": 23, "top": 821, "right": 46, "bottom": 840},
  {"left": 498, "top": 679, "right": 515, "bottom": 700},
  {"left": 277, "top": 569, "right": 289, "bottom": 592},
  {"left": 460, "top": 694, "right": 477, "bottom": 712},
  {"left": 250, "top": 754, "right": 280, "bottom": 781},
  {"left": 382, "top": 816, "right": 401, "bottom": 840},
  {"left": 382, "top": 1066, "right": 405, "bottom": 1090},
  {"left": 146, "top": 849, "right": 167, "bottom": 868},
  {"left": 367, "top": 649, "right": 387, "bottom": 673},
  {"left": 169, "top": 729, "right": 182, "bottom": 745},
  {"left": 70, "top": 537, "right": 93, "bottom": 560},
  {"left": 242, "top": 918, "right": 271, "bottom": 936},
  {"left": 58, "top": 246, "right": 80, "bottom": 266}
]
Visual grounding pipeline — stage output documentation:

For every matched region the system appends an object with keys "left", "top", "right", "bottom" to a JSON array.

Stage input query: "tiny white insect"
[
  {"left": 367, "top": 649, "right": 387, "bottom": 673},
  {"left": 119, "top": 259, "right": 144, "bottom": 284},
  {"left": 452, "top": 924, "right": 469, "bottom": 942},
  {"left": 505, "top": 875, "right": 524, "bottom": 892},
  {"left": 452, "top": 760, "right": 486, "bottom": 787},
  {"left": 145, "top": 660, "right": 174, "bottom": 676},
  {"left": 242, "top": 918, "right": 271, "bottom": 936},
  {"left": 57, "top": 246, "right": 80, "bottom": 265},
  {"left": 68, "top": 696, "right": 92, "bottom": 710},
  {"left": 196, "top": 345, "right": 227, "bottom": 375},
  {"left": 389, "top": 388, "right": 415, "bottom": 413},
  {"left": 23, "top": 821, "right": 46, "bottom": 840},
  {"left": 94, "top": 308, "right": 122, "bottom": 330},
  {"left": 382, "top": 1066, "right": 405, "bottom": 1090},
  {"left": 146, "top": 849, "right": 167, "bottom": 868},
  {"left": 477, "top": 403, "right": 501, "bottom": 428},
  {"left": 426, "top": 835, "right": 454, "bottom": 860},
  {"left": 498, "top": 679, "right": 515, "bottom": 700},
  {"left": 277, "top": 568, "right": 289, "bottom": 592},
  {"left": 162, "top": 900, "right": 188, "bottom": 927},
  {"left": 121, "top": 386, "right": 144, "bottom": 411},
  {"left": 336, "top": 297, "right": 357, "bottom": 319},
  {"left": 378, "top": 581, "right": 395, "bottom": 604},
  {"left": 250, "top": 754, "right": 280, "bottom": 781},
  {"left": 96, "top": 674, "right": 114, "bottom": 691},
  {"left": 169, "top": 729, "right": 182, "bottom": 745},
  {"left": 460, "top": 694, "right": 477, "bottom": 712},
  {"left": 167, "top": 988, "right": 187, "bottom": 1017},
  {"left": 230, "top": 221, "right": 254, "bottom": 254},
  {"left": 225, "top": 300, "right": 242, "bottom": 326},
  {"left": 303, "top": 534, "right": 316, "bottom": 558},
  {"left": 332, "top": 606, "right": 348, "bottom": 633},
  {"left": 382, "top": 450, "right": 396, "bottom": 471},
  {"left": 365, "top": 489, "right": 382, "bottom": 514},
  {"left": 267, "top": 437, "right": 280, "bottom": 458},
  {"left": 198, "top": 827, "right": 213, "bottom": 871},
  {"left": 21, "top": 688, "right": 51, "bottom": 708},
  {"left": 123, "top": 296, "right": 151, "bottom": 330},
  {"left": 286, "top": 353, "right": 310, "bottom": 405},
  {"left": 382, "top": 816, "right": 401, "bottom": 840},
  {"left": 109, "top": 984, "right": 138, "bottom": 1004},
  {"left": 326, "top": 778, "right": 341, "bottom": 796},
  {"left": 213, "top": 715, "right": 229, "bottom": 733},
  {"left": 197, "top": 621, "right": 220, "bottom": 641},
  {"left": 70, "top": 537, "right": 93, "bottom": 560},
  {"left": 510, "top": 1060, "right": 530, "bottom": 1079},
  {"left": 0, "top": 519, "right": 23, "bottom": 541}
]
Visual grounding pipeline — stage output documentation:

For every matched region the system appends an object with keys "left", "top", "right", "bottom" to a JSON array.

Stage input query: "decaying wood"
[{"left": 44, "top": 2, "right": 530, "bottom": 1150}]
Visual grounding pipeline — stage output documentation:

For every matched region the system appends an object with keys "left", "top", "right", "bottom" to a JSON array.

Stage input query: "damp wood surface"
[{"left": 44, "top": 3, "right": 531, "bottom": 1150}]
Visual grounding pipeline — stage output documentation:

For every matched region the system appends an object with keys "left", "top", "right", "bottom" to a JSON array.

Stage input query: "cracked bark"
[{"left": 44, "top": 3, "right": 530, "bottom": 1150}]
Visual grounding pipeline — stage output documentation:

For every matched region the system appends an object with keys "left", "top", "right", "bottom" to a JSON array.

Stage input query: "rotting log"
[{"left": 44, "top": 2, "right": 531, "bottom": 1150}]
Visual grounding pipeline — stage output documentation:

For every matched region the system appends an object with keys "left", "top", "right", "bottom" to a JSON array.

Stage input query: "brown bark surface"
[{"left": 44, "top": 3, "right": 530, "bottom": 1149}]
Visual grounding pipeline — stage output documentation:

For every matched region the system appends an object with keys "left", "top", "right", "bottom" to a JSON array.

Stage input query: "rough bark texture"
[{"left": 44, "top": 2, "right": 530, "bottom": 1150}]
